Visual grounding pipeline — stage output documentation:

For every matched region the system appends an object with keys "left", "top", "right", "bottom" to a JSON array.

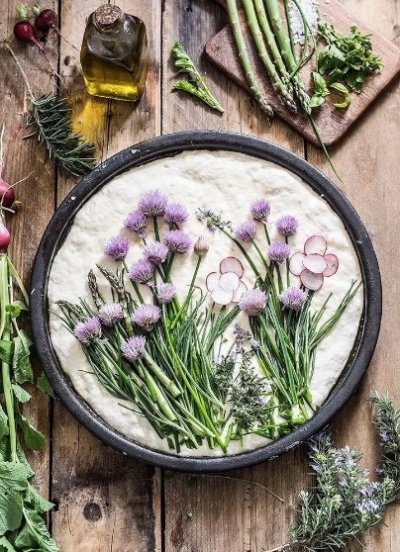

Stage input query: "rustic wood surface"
[{"left": 0, "top": 0, "right": 399, "bottom": 551}]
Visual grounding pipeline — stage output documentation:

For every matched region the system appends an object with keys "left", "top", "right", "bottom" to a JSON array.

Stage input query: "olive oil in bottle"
[{"left": 80, "top": 4, "right": 149, "bottom": 102}]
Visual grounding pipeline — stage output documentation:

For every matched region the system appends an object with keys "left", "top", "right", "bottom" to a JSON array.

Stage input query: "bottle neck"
[{"left": 93, "top": 4, "right": 124, "bottom": 33}]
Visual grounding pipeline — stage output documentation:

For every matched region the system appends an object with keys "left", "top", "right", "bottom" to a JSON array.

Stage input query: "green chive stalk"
[{"left": 226, "top": 0, "right": 274, "bottom": 118}]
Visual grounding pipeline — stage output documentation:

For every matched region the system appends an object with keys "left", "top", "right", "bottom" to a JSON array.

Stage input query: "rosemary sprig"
[
  {"left": 5, "top": 44, "right": 96, "bottom": 177},
  {"left": 172, "top": 41, "right": 225, "bottom": 113}
]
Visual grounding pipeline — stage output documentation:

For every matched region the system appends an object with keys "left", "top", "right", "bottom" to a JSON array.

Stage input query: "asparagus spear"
[
  {"left": 242, "top": 0, "right": 297, "bottom": 113},
  {"left": 253, "top": 0, "right": 293, "bottom": 91},
  {"left": 264, "top": 0, "right": 311, "bottom": 114},
  {"left": 226, "top": 0, "right": 274, "bottom": 118}
]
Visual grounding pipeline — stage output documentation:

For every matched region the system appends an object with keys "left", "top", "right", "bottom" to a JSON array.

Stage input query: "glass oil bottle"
[{"left": 80, "top": 4, "right": 149, "bottom": 102}]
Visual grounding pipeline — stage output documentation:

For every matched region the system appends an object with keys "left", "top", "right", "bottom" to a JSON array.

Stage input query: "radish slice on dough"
[
  {"left": 206, "top": 272, "right": 219, "bottom": 291},
  {"left": 211, "top": 286, "right": 233, "bottom": 305},
  {"left": 302, "top": 253, "right": 328, "bottom": 274},
  {"left": 219, "top": 271, "right": 240, "bottom": 291},
  {"left": 323, "top": 253, "right": 339, "bottom": 277},
  {"left": 232, "top": 281, "right": 248, "bottom": 303},
  {"left": 304, "top": 235, "right": 327, "bottom": 256},
  {"left": 220, "top": 256, "right": 244, "bottom": 278},
  {"left": 300, "top": 269, "right": 324, "bottom": 291},
  {"left": 289, "top": 252, "right": 306, "bottom": 275}
]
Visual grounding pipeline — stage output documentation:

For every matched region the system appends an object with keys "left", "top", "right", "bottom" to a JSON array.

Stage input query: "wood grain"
[
  {"left": 51, "top": 1, "right": 162, "bottom": 551},
  {"left": 205, "top": 0, "right": 400, "bottom": 146}
]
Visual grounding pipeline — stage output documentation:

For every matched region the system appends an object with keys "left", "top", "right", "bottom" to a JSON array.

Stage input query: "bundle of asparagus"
[{"left": 225, "top": 0, "right": 312, "bottom": 118}]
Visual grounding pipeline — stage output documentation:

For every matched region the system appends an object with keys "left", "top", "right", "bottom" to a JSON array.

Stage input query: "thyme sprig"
[
  {"left": 266, "top": 396, "right": 400, "bottom": 552},
  {"left": 5, "top": 43, "right": 96, "bottom": 177},
  {"left": 172, "top": 41, "right": 225, "bottom": 113}
]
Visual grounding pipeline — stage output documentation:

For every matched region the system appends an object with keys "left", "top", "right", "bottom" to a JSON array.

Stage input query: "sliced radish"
[
  {"left": 219, "top": 271, "right": 240, "bottom": 292},
  {"left": 220, "top": 256, "right": 244, "bottom": 278},
  {"left": 323, "top": 253, "right": 339, "bottom": 277},
  {"left": 206, "top": 272, "right": 219, "bottom": 291},
  {"left": 304, "top": 235, "right": 327, "bottom": 256},
  {"left": 302, "top": 253, "right": 328, "bottom": 274},
  {"left": 289, "top": 252, "right": 306, "bottom": 276},
  {"left": 300, "top": 269, "right": 324, "bottom": 291},
  {"left": 232, "top": 281, "right": 248, "bottom": 303},
  {"left": 211, "top": 285, "right": 234, "bottom": 305}
]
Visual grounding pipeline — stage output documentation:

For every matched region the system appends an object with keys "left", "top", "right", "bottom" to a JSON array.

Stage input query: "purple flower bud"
[
  {"left": 138, "top": 190, "right": 168, "bottom": 217},
  {"left": 132, "top": 304, "right": 161, "bottom": 331},
  {"left": 268, "top": 242, "right": 291, "bottom": 264},
  {"left": 276, "top": 215, "right": 299, "bottom": 236},
  {"left": 164, "top": 230, "right": 192, "bottom": 254},
  {"left": 156, "top": 283, "right": 177, "bottom": 304},
  {"left": 194, "top": 235, "right": 209, "bottom": 257},
  {"left": 143, "top": 242, "right": 169, "bottom": 265},
  {"left": 279, "top": 287, "right": 307, "bottom": 311},
  {"left": 104, "top": 236, "right": 129, "bottom": 261},
  {"left": 234, "top": 221, "right": 257, "bottom": 243},
  {"left": 250, "top": 199, "right": 271, "bottom": 221},
  {"left": 238, "top": 289, "right": 266, "bottom": 316},
  {"left": 164, "top": 202, "right": 189, "bottom": 228},
  {"left": 124, "top": 211, "right": 147, "bottom": 238},
  {"left": 98, "top": 303, "right": 124, "bottom": 327},
  {"left": 128, "top": 259, "right": 154, "bottom": 285},
  {"left": 121, "top": 335, "right": 146, "bottom": 362},
  {"left": 74, "top": 317, "right": 102, "bottom": 343}
]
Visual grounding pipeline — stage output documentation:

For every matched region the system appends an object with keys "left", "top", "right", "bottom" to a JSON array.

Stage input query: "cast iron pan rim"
[{"left": 30, "top": 130, "right": 382, "bottom": 472}]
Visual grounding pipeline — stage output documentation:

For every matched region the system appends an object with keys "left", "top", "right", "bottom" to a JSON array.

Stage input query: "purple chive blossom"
[
  {"left": 164, "top": 230, "right": 192, "bottom": 254},
  {"left": 164, "top": 202, "right": 189, "bottom": 228},
  {"left": 156, "top": 283, "right": 177, "bottom": 304},
  {"left": 250, "top": 199, "right": 271, "bottom": 222},
  {"left": 124, "top": 211, "right": 147, "bottom": 238},
  {"left": 268, "top": 242, "right": 291, "bottom": 264},
  {"left": 276, "top": 215, "right": 299, "bottom": 236},
  {"left": 132, "top": 304, "right": 161, "bottom": 331},
  {"left": 104, "top": 236, "right": 130, "bottom": 261},
  {"left": 74, "top": 317, "right": 102, "bottom": 343},
  {"left": 138, "top": 189, "right": 168, "bottom": 217},
  {"left": 143, "top": 242, "right": 169, "bottom": 265},
  {"left": 98, "top": 303, "right": 124, "bottom": 327},
  {"left": 121, "top": 335, "right": 147, "bottom": 362},
  {"left": 234, "top": 221, "right": 257, "bottom": 243},
  {"left": 194, "top": 235, "right": 209, "bottom": 257},
  {"left": 279, "top": 287, "right": 307, "bottom": 312},
  {"left": 128, "top": 259, "right": 154, "bottom": 285},
  {"left": 238, "top": 289, "right": 266, "bottom": 316}
]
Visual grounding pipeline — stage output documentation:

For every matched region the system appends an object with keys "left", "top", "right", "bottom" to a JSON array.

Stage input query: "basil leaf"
[{"left": 18, "top": 416, "right": 46, "bottom": 451}]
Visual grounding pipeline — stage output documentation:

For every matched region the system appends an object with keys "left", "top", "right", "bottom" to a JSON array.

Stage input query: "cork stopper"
[{"left": 94, "top": 4, "right": 123, "bottom": 28}]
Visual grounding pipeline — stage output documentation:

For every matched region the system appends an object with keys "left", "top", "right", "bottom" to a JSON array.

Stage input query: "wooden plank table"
[{"left": 0, "top": 0, "right": 399, "bottom": 550}]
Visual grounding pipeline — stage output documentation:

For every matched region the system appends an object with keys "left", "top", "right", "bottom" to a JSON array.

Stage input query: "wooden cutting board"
[{"left": 205, "top": 0, "right": 400, "bottom": 146}]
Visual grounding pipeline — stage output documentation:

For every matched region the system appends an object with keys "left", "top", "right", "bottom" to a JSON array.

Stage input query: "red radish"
[
  {"left": 300, "top": 269, "right": 324, "bottom": 291},
  {"left": 302, "top": 253, "right": 328, "bottom": 274},
  {"left": 289, "top": 252, "right": 306, "bottom": 276},
  {"left": 13, "top": 21, "right": 50, "bottom": 60},
  {"left": 34, "top": 8, "right": 59, "bottom": 33},
  {"left": 220, "top": 256, "right": 244, "bottom": 278},
  {"left": 232, "top": 281, "right": 247, "bottom": 303},
  {"left": 218, "top": 272, "right": 240, "bottom": 292},
  {"left": 0, "top": 182, "right": 15, "bottom": 209},
  {"left": 323, "top": 253, "right": 339, "bottom": 277},
  {"left": 211, "top": 286, "right": 233, "bottom": 305},
  {"left": 304, "top": 235, "right": 327, "bottom": 256},
  {"left": 0, "top": 222, "right": 11, "bottom": 252},
  {"left": 206, "top": 272, "right": 219, "bottom": 292}
]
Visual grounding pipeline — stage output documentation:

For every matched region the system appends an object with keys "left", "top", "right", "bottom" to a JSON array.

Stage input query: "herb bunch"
[
  {"left": 268, "top": 396, "right": 400, "bottom": 552},
  {"left": 58, "top": 190, "right": 359, "bottom": 453}
]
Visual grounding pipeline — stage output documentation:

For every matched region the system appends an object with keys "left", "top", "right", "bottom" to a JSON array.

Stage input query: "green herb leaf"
[
  {"left": 0, "top": 341, "right": 13, "bottom": 365},
  {"left": 36, "top": 373, "right": 56, "bottom": 399},
  {"left": 0, "top": 536, "right": 16, "bottom": 552},
  {"left": 14, "top": 508, "right": 59, "bottom": 552},
  {"left": 329, "top": 82, "right": 349, "bottom": 94},
  {"left": 13, "top": 331, "right": 33, "bottom": 384},
  {"left": 0, "top": 405, "right": 8, "bottom": 441},
  {"left": 12, "top": 384, "right": 31, "bottom": 404},
  {"left": 312, "top": 72, "right": 330, "bottom": 97},
  {"left": 18, "top": 416, "right": 45, "bottom": 451},
  {"left": 25, "top": 485, "right": 54, "bottom": 515},
  {"left": 309, "top": 94, "right": 326, "bottom": 108},
  {"left": 0, "top": 461, "right": 30, "bottom": 535}
]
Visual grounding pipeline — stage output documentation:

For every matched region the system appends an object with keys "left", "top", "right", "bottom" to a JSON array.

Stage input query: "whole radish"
[
  {"left": 34, "top": 8, "right": 60, "bottom": 34},
  {"left": 0, "top": 221, "right": 11, "bottom": 253},
  {"left": 0, "top": 127, "right": 15, "bottom": 209}
]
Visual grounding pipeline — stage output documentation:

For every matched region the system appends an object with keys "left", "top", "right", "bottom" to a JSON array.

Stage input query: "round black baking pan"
[{"left": 30, "top": 131, "right": 382, "bottom": 472}]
